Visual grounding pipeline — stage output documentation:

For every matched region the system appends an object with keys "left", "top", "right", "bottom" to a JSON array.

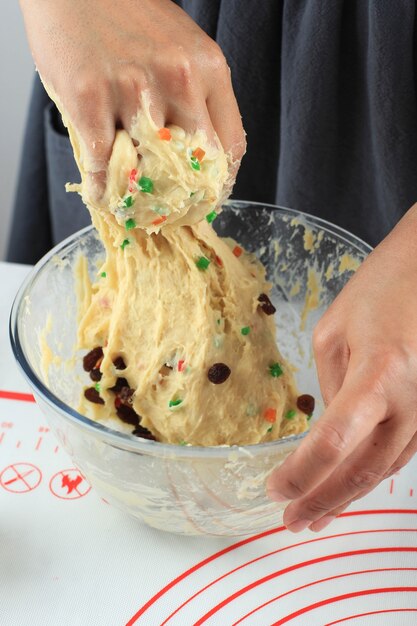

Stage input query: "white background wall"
[{"left": 0, "top": 3, "right": 34, "bottom": 260}]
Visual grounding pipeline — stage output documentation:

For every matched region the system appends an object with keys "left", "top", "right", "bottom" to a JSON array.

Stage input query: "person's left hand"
[{"left": 267, "top": 203, "right": 417, "bottom": 533}]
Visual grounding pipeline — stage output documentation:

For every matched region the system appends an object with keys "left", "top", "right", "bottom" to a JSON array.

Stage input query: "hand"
[
  {"left": 267, "top": 203, "right": 417, "bottom": 533},
  {"left": 20, "top": 0, "right": 245, "bottom": 195}
]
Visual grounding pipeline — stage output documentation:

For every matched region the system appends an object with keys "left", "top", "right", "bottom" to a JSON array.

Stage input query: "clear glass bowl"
[{"left": 10, "top": 201, "right": 371, "bottom": 536}]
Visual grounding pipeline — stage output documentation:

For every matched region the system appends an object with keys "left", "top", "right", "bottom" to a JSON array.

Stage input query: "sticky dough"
[
  {"left": 46, "top": 86, "right": 308, "bottom": 446},
  {"left": 66, "top": 92, "right": 231, "bottom": 232}
]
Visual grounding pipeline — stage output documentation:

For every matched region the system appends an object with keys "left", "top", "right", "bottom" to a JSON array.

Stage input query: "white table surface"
[{"left": 1, "top": 260, "right": 416, "bottom": 626}]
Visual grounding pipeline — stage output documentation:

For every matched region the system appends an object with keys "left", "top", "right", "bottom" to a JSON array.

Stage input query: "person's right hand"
[{"left": 20, "top": 0, "right": 245, "bottom": 196}]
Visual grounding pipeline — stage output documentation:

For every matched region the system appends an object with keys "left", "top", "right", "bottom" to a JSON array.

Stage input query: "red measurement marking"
[
  {"left": 54, "top": 446, "right": 59, "bottom": 454},
  {"left": 5, "top": 470, "right": 34, "bottom": 485},
  {"left": 1, "top": 421, "right": 13, "bottom": 428},
  {"left": 167, "top": 555, "right": 417, "bottom": 626},
  {"left": 49, "top": 469, "right": 91, "bottom": 500},
  {"left": 271, "top": 587, "right": 417, "bottom": 625},
  {"left": 16, "top": 440, "right": 21, "bottom": 448},
  {"left": 0, "top": 433, "right": 4, "bottom": 445},
  {"left": 0, "top": 463, "right": 42, "bottom": 493},
  {"left": 38, "top": 426, "right": 49, "bottom": 433},
  {"left": 126, "top": 513, "right": 417, "bottom": 626},
  {"left": 35, "top": 436, "right": 42, "bottom": 451},
  {"left": 194, "top": 548, "right": 417, "bottom": 625},
  {"left": 326, "top": 608, "right": 417, "bottom": 625},
  {"left": 410, "top": 489, "right": 414, "bottom": 497},
  {"left": 390, "top": 479, "right": 394, "bottom": 494},
  {"left": 233, "top": 567, "right": 417, "bottom": 626},
  {"left": 0, "top": 390, "right": 35, "bottom": 403}
]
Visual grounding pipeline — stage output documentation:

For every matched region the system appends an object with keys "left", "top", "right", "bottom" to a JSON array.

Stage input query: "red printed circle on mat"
[
  {"left": 125, "top": 510, "right": 417, "bottom": 626},
  {"left": 0, "top": 462, "right": 42, "bottom": 493},
  {"left": 49, "top": 469, "right": 91, "bottom": 500}
]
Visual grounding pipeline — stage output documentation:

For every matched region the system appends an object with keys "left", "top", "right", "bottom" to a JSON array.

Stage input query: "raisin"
[
  {"left": 116, "top": 403, "right": 140, "bottom": 426},
  {"left": 207, "top": 363, "right": 231, "bottom": 384},
  {"left": 83, "top": 347, "right": 104, "bottom": 372},
  {"left": 109, "top": 377, "right": 129, "bottom": 394},
  {"left": 297, "top": 394, "right": 315, "bottom": 415},
  {"left": 119, "top": 386, "right": 135, "bottom": 405},
  {"left": 132, "top": 425, "right": 156, "bottom": 441},
  {"left": 89, "top": 369, "right": 102, "bottom": 382},
  {"left": 113, "top": 356, "right": 126, "bottom": 370},
  {"left": 258, "top": 293, "right": 276, "bottom": 315},
  {"left": 84, "top": 387, "right": 105, "bottom": 405}
]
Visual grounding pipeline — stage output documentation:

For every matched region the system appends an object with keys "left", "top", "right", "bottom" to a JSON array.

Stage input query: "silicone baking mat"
[{"left": 1, "top": 263, "right": 417, "bottom": 626}]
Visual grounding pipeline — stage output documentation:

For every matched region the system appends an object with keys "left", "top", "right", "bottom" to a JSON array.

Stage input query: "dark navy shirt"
[{"left": 8, "top": 0, "right": 417, "bottom": 263}]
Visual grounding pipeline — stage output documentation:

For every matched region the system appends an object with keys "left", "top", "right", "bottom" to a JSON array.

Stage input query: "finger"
[
  {"left": 309, "top": 500, "right": 352, "bottom": 533},
  {"left": 319, "top": 467, "right": 396, "bottom": 526},
  {"left": 309, "top": 483, "right": 378, "bottom": 533},
  {"left": 70, "top": 84, "right": 116, "bottom": 201},
  {"left": 284, "top": 415, "right": 413, "bottom": 532},
  {"left": 117, "top": 76, "right": 167, "bottom": 133},
  {"left": 158, "top": 53, "right": 213, "bottom": 136},
  {"left": 266, "top": 364, "right": 388, "bottom": 504},
  {"left": 206, "top": 71, "right": 246, "bottom": 170},
  {"left": 309, "top": 482, "right": 373, "bottom": 533},
  {"left": 383, "top": 430, "right": 417, "bottom": 478},
  {"left": 313, "top": 321, "right": 349, "bottom": 407},
  {"left": 165, "top": 97, "right": 213, "bottom": 139}
]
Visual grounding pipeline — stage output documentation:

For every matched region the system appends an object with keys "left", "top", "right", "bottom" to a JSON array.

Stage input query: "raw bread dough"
[
  {"left": 45, "top": 86, "right": 308, "bottom": 445},
  {"left": 67, "top": 92, "right": 231, "bottom": 232}
]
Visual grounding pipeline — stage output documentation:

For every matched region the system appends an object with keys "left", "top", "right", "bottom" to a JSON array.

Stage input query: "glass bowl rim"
[{"left": 9, "top": 200, "right": 372, "bottom": 457}]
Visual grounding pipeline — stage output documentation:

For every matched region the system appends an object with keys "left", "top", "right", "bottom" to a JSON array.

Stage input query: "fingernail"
[
  {"left": 267, "top": 489, "right": 288, "bottom": 503},
  {"left": 286, "top": 518, "right": 310, "bottom": 533},
  {"left": 310, "top": 515, "right": 336, "bottom": 533}
]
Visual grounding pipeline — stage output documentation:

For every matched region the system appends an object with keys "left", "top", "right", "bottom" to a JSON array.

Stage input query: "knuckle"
[
  {"left": 73, "top": 70, "right": 91, "bottom": 95},
  {"left": 369, "top": 349, "right": 409, "bottom": 386},
  {"left": 74, "top": 71, "right": 110, "bottom": 104},
  {"left": 171, "top": 55, "right": 194, "bottom": 89},
  {"left": 344, "top": 469, "right": 381, "bottom": 491},
  {"left": 158, "top": 53, "right": 195, "bottom": 100},
  {"left": 206, "top": 42, "right": 228, "bottom": 74},
  {"left": 281, "top": 478, "right": 307, "bottom": 500},
  {"left": 312, "top": 321, "right": 333, "bottom": 356},
  {"left": 117, "top": 69, "right": 148, "bottom": 97},
  {"left": 303, "top": 498, "right": 330, "bottom": 517},
  {"left": 310, "top": 423, "right": 350, "bottom": 464},
  {"left": 330, "top": 502, "right": 351, "bottom": 517}
]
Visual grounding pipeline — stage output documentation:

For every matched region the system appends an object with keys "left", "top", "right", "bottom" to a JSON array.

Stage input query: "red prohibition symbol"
[
  {"left": 49, "top": 468, "right": 91, "bottom": 500},
  {"left": 0, "top": 462, "right": 42, "bottom": 493}
]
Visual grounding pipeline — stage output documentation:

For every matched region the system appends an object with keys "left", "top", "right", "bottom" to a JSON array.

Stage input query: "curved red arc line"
[
  {"left": 270, "top": 587, "right": 417, "bottom": 626},
  {"left": 125, "top": 510, "right": 417, "bottom": 626},
  {"left": 0, "top": 390, "right": 35, "bottom": 402},
  {"left": 160, "top": 528, "right": 417, "bottom": 626},
  {"left": 124, "top": 525, "right": 286, "bottom": 625},
  {"left": 340, "top": 509, "right": 417, "bottom": 517},
  {"left": 231, "top": 567, "right": 417, "bottom": 625},
  {"left": 326, "top": 607, "right": 417, "bottom": 625},
  {"left": 193, "top": 548, "right": 417, "bottom": 626},
  {"left": 1, "top": 398, "right": 416, "bottom": 623}
]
